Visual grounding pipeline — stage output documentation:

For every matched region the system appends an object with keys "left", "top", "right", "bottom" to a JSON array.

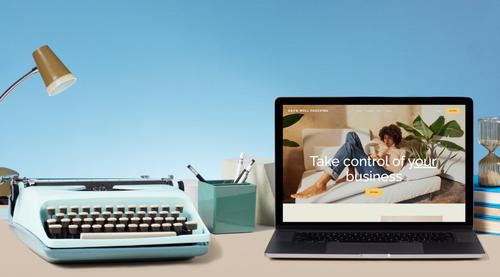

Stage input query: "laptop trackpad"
[{"left": 326, "top": 242, "right": 424, "bottom": 254}]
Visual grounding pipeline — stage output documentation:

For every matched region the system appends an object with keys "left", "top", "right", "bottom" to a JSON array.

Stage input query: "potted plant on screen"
[{"left": 397, "top": 115, "right": 465, "bottom": 174}]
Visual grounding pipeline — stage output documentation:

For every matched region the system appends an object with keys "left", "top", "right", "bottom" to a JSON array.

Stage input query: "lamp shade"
[{"left": 32, "top": 45, "right": 76, "bottom": 96}]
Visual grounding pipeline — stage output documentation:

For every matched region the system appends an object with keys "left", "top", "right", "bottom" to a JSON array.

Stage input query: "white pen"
[
  {"left": 235, "top": 159, "right": 255, "bottom": 184},
  {"left": 234, "top": 152, "right": 245, "bottom": 181}
]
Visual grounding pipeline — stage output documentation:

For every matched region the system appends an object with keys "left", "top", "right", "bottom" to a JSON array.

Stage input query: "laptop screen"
[{"left": 282, "top": 104, "right": 466, "bottom": 222}]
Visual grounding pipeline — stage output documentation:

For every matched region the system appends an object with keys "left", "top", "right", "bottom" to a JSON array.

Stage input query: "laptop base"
[{"left": 265, "top": 230, "right": 486, "bottom": 259}]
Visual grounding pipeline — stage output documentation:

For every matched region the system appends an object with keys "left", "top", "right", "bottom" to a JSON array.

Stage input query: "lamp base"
[{"left": 0, "top": 167, "right": 19, "bottom": 197}]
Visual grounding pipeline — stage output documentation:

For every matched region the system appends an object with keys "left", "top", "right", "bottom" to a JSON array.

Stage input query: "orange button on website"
[
  {"left": 365, "top": 188, "right": 383, "bottom": 196},
  {"left": 446, "top": 107, "right": 461, "bottom": 114}
]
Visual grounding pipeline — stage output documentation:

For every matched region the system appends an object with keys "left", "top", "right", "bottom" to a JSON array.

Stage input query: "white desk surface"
[{"left": 1, "top": 220, "right": 499, "bottom": 277}]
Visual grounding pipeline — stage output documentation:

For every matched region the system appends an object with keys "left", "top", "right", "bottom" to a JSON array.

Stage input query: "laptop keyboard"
[{"left": 293, "top": 231, "right": 455, "bottom": 243}]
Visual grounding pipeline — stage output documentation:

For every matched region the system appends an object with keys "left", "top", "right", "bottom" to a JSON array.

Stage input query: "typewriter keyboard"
[{"left": 43, "top": 204, "right": 198, "bottom": 239}]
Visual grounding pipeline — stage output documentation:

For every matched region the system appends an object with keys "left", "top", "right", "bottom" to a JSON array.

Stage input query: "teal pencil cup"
[{"left": 198, "top": 179, "right": 256, "bottom": 234}]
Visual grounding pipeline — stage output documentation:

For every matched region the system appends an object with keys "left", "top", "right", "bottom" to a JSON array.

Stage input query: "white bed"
[
  {"left": 295, "top": 170, "right": 441, "bottom": 204},
  {"left": 295, "top": 128, "right": 442, "bottom": 204}
]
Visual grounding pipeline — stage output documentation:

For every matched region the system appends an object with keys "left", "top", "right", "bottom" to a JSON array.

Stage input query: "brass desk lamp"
[{"left": 0, "top": 45, "right": 76, "bottom": 201}]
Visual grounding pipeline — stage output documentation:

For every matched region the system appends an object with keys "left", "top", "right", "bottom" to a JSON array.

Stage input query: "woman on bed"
[{"left": 291, "top": 124, "right": 406, "bottom": 199}]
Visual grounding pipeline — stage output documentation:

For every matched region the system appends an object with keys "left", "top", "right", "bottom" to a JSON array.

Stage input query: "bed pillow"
[{"left": 399, "top": 163, "right": 440, "bottom": 181}]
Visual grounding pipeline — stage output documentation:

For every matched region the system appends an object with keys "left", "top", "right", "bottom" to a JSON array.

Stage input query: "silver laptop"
[{"left": 265, "top": 97, "right": 485, "bottom": 259}]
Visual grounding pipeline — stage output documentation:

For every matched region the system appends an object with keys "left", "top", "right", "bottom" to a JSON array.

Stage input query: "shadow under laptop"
[{"left": 269, "top": 256, "right": 489, "bottom": 262}]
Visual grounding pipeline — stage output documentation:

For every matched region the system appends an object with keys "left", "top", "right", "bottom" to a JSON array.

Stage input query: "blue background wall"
[{"left": 1, "top": 0, "right": 499, "bottom": 180}]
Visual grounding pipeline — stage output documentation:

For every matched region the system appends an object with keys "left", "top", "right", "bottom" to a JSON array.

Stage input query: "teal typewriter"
[{"left": 6, "top": 176, "right": 210, "bottom": 263}]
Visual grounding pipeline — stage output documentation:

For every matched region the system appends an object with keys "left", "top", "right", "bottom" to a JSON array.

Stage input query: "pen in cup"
[
  {"left": 234, "top": 152, "right": 245, "bottom": 182},
  {"left": 187, "top": 165, "right": 207, "bottom": 182},
  {"left": 235, "top": 159, "right": 255, "bottom": 184}
]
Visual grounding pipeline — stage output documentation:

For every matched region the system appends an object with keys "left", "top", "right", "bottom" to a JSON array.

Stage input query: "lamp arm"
[{"left": 0, "top": 67, "right": 39, "bottom": 103}]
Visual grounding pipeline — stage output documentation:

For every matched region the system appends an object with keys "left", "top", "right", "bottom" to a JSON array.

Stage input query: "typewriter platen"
[{"left": 7, "top": 176, "right": 210, "bottom": 263}]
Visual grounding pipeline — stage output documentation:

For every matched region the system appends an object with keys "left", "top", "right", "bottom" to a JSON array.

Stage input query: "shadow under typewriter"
[{"left": 7, "top": 178, "right": 211, "bottom": 263}]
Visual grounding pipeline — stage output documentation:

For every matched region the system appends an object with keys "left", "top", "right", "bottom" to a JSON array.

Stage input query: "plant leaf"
[
  {"left": 404, "top": 134, "right": 424, "bottom": 143},
  {"left": 397, "top": 121, "right": 424, "bottom": 137},
  {"left": 444, "top": 153, "right": 460, "bottom": 173},
  {"left": 436, "top": 140, "right": 465, "bottom": 151},
  {"left": 421, "top": 144, "right": 429, "bottom": 159},
  {"left": 439, "top": 120, "right": 464, "bottom": 137},
  {"left": 283, "top": 114, "right": 304, "bottom": 128},
  {"left": 430, "top": 116, "right": 445, "bottom": 135},
  {"left": 412, "top": 115, "right": 434, "bottom": 139},
  {"left": 283, "top": 139, "right": 300, "bottom": 147},
  {"left": 436, "top": 147, "right": 446, "bottom": 160}
]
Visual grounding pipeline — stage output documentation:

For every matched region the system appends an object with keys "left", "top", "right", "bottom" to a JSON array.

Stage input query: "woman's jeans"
[{"left": 326, "top": 132, "right": 392, "bottom": 179}]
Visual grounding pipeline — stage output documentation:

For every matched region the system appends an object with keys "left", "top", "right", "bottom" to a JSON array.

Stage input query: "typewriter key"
[
  {"left": 148, "top": 211, "right": 158, "bottom": 218},
  {"left": 114, "top": 211, "right": 123, "bottom": 219},
  {"left": 61, "top": 218, "right": 71, "bottom": 228},
  {"left": 104, "top": 224, "right": 114, "bottom": 232},
  {"left": 151, "top": 223, "right": 161, "bottom": 231},
  {"left": 116, "top": 224, "right": 126, "bottom": 232},
  {"left": 159, "top": 211, "right": 169, "bottom": 218},
  {"left": 58, "top": 206, "right": 68, "bottom": 214},
  {"left": 79, "top": 212, "right": 89, "bottom": 219},
  {"left": 171, "top": 211, "right": 180, "bottom": 219},
  {"left": 55, "top": 213, "right": 65, "bottom": 222},
  {"left": 185, "top": 221, "right": 198, "bottom": 231},
  {"left": 81, "top": 224, "right": 91, "bottom": 233},
  {"left": 162, "top": 223, "right": 172, "bottom": 231},
  {"left": 125, "top": 211, "right": 135, "bottom": 219},
  {"left": 137, "top": 211, "right": 146, "bottom": 219},
  {"left": 130, "top": 217, "right": 140, "bottom": 224},
  {"left": 139, "top": 223, "right": 149, "bottom": 232},
  {"left": 119, "top": 217, "right": 129, "bottom": 225},
  {"left": 142, "top": 217, "right": 152, "bottom": 224},
  {"left": 116, "top": 205, "right": 125, "bottom": 213},
  {"left": 91, "top": 212, "right": 100, "bottom": 219},
  {"left": 102, "top": 211, "right": 111, "bottom": 219},
  {"left": 128, "top": 223, "right": 138, "bottom": 232},
  {"left": 49, "top": 224, "right": 62, "bottom": 238},
  {"left": 92, "top": 224, "right": 102, "bottom": 232},
  {"left": 47, "top": 207, "right": 56, "bottom": 217},
  {"left": 68, "top": 224, "right": 79, "bottom": 236},
  {"left": 173, "top": 223, "right": 183, "bottom": 233}
]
